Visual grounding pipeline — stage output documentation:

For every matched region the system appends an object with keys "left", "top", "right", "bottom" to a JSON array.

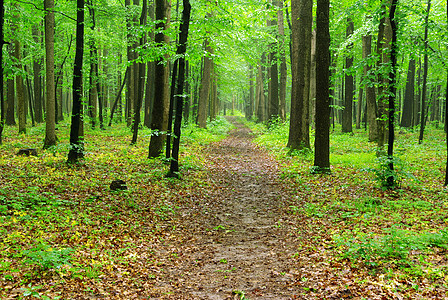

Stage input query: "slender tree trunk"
[
  {"left": 278, "top": 0, "right": 287, "bottom": 121},
  {"left": 32, "top": 24, "right": 43, "bottom": 123},
  {"left": 445, "top": 0, "right": 448, "bottom": 185},
  {"left": 167, "top": 0, "right": 191, "bottom": 178},
  {"left": 148, "top": 0, "right": 170, "bottom": 158},
  {"left": 313, "top": 0, "right": 331, "bottom": 173},
  {"left": 109, "top": 68, "right": 128, "bottom": 126},
  {"left": 342, "top": 18, "right": 354, "bottom": 133},
  {"left": 165, "top": 59, "right": 178, "bottom": 156},
  {"left": 0, "top": 0, "right": 4, "bottom": 144},
  {"left": 131, "top": 0, "right": 148, "bottom": 144},
  {"left": 67, "top": 0, "right": 85, "bottom": 163},
  {"left": 376, "top": 1, "right": 392, "bottom": 150},
  {"left": 401, "top": 59, "right": 415, "bottom": 127},
  {"left": 386, "top": 0, "right": 398, "bottom": 187},
  {"left": 247, "top": 64, "right": 254, "bottom": 120},
  {"left": 268, "top": 10, "right": 279, "bottom": 122},
  {"left": 419, "top": 0, "right": 431, "bottom": 144},
  {"left": 43, "top": 0, "right": 57, "bottom": 148},
  {"left": 144, "top": 1, "right": 155, "bottom": 128},
  {"left": 309, "top": 29, "right": 316, "bottom": 128},
  {"left": 15, "top": 39, "right": 26, "bottom": 134},
  {"left": 287, "top": 0, "right": 312, "bottom": 150},
  {"left": 197, "top": 38, "right": 213, "bottom": 128},
  {"left": 356, "top": 88, "right": 363, "bottom": 129},
  {"left": 183, "top": 61, "right": 190, "bottom": 123}
]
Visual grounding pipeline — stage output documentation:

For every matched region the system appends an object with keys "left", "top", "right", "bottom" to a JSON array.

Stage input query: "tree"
[
  {"left": 363, "top": 33, "right": 378, "bottom": 142},
  {"left": 287, "top": 0, "right": 312, "bottom": 150},
  {"left": 313, "top": 0, "right": 330, "bottom": 174},
  {"left": 167, "top": 0, "right": 191, "bottom": 178},
  {"left": 43, "top": 0, "right": 57, "bottom": 148},
  {"left": 445, "top": 0, "right": 448, "bottom": 186},
  {"left": 418, "top": 0, "right": 431, "bottom": 144},
  {"left": 148, "top": 0, "right": 170, "bottom": 158},
  {"left": 67, "top": 0, "right": 85, "bottom": 164},
  {"left": 32, "top": 24, "right": 43, "bottom": 124},
  {"left": 386, "top": 0, "right": 398, "bottom": 187},
  {"left": 197, "top": 38, "right": 213, "bottom": 129},
  {"left": 0, "top": 0, "right": 5, "bottom": 144},
  {"left": 277, "top": 0, "right": 287, "bottom": 121},
  {"left": 131, "top": 0, "right": 148, "bottom": 144},
  {"left": 400, "top": 59, "right": 415, "bottom": 127},
  {"left": 342, "top": 18, "right": 354, "bottom": 133}
]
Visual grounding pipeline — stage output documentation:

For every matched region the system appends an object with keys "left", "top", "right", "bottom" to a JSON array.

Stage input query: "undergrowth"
[
  {"left": 0, "top": 116, "right": 234, "bottom": 298},
  {"left": 247, "top": 119, "right": 448, "bottom": 283}
]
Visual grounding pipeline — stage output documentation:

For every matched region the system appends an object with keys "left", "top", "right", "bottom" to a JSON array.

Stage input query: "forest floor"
[{"left": 1, "top": 117, "right": 448, "bottom": 299}]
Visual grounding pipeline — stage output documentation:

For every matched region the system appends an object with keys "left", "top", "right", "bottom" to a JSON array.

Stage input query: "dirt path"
[{"left": 148, "top": 118, "right": 305, "bottom": 299}]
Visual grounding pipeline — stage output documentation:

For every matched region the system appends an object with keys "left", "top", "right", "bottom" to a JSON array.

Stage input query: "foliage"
[
  {"left": 364, "top": 155, "right": 415, "bottom": 190},
  {"left": 23, "top": 244, "right": 74, "bottom": 271}
]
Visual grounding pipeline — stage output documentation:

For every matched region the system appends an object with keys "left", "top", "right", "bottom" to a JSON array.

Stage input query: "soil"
[{"left": 147, "top": 117, "right": 309, "bottom": 299}]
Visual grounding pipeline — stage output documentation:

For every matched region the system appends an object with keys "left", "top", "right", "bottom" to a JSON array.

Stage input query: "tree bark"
[
  {"left": 167, "top": 0, "right": 191, "bottom": 177},
  {"left": 287, "top": 0, "right": 312, "bottom": 150},
  {"left": 144, "top": 1, "right": 156, "bottom": 128},
  {"left": 342, "top": 18, "right": 354, "bottom": 133},
  {"left": 0, "top": 0, "right": 4, "bottom": 144},
  {"left": 32, "top": 24, "right": 44, "bottom": 123},
  {"left": 15, "top": 39, "right": 26, "bottom": 134},
  {"left": 278, "top": 0, "right": 287, "bottom": 121},
  {"left": 400, "top": 59, "right": 415, "bottom": 127},
  {"left": 132, "top": 0, "right": 148, "bottom": 144},
  {"left": 268, "top": 9, "right": 279, "bottom": 122},
  {"left": 313, "top": 0, "right": 331, "bottom": 173},
  {"left": 67, "top": 0, "right": 85, "bottom": 163},
  {"left": 43, "top": 0, "right": 57, "bottom": 148},
  {"left": 148, "top": 0, "right": 170, "bottom": 158},
  {"left": 197, "top": 38, "right": 213, "bottom": 128},
  {"left": 418, "top": 0, "right": 431, "bottom": 144}
]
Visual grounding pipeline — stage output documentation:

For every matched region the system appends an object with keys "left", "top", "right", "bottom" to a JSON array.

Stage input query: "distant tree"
[
  {"left": 445, "top": 0, "right": 448, "bottom": 186},
  {"left": 342, "top": 18, "right": 354, "bottom": 133},
  {"left": 313, "top": 0, "right": 331, "bottom": 174},
  {"left": 43, "top": 0, "right": 57, "bottom": 148},
  {"left": 400, "top": 59, "right": 415, "bottom": 127},
  {"left": 0, "top": 0, "right": 4, "bottom": 144},
  {"left": 197, "top": 38, "right": 213, "bottom": 129},
  {"left": 277, "top": 0, "right": 287, "bottom": 121},
  {"left": 67, "top": 0, "right": 85, "bottom": 163}
]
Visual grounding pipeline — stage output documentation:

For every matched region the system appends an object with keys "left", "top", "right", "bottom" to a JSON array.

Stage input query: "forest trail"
[{"left": 148, "top": 117, "right": 305, "bottom": 299}]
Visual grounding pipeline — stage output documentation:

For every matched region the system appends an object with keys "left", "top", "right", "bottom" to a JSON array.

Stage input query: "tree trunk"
[
  {"left": 287, "top": 0, "right": 312, "bottom": 150},
  {"left": 268, "top": 11, "right": 279, "bottom": 122},
  {"left": 309, "top": 29, "right": 316, "bottom": 128},
  {"left": 386, "top": 0, "right": 398, "bottom": 187},
  {"left": 131, "top": 0, "right": 148, "bottom": 144},
  {"left": 167, "top": 0, "right": 191, "bottom": 178},
  {"left": 0, "top": 0, "right": 4, "bottom": 144},
  {"left": 313, "top": 0, "right": 331, "bottom": 173},
  {"left": 278, "top": 0, "right": 287, "bottom": 121},
  {"left": 247, "top": 64, "right": 254, "bottom": 120},
  {"left": 356, "top": 88, "right": 363, "bottom": 129},
  {"left": 43, "top": 0, "right": 57, "bottom": 148},
  {"left": 148, "top": 0, "right": 170, "bottom": 158},
  {"left": 197, "top": 38, "right": 213, "bottom": 128},
  {"left": 144, "top": 1, "right": 156, "bottom": 128},
  {"left": 15, "top": 39, "right": 26, "bottom": 134},
  {"left": 342, "top": 18, "right": 354, "bottom": 133},
  {"left": 376, "top": 1, "right": 392, "bottom": 150},
  {"left": 67, "top": 0, "right": 85, "bottom": 163},
  {"left": 418, "top": 0, "right": 431, "bottom": 144},
  {"left": 400, "top": 59, "right": 415, "bottom": 127},
  {"left": 32, "top": 24, "right": 43, "bottom": 123}
]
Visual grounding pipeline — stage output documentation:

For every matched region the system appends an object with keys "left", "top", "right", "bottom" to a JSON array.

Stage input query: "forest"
[{"left": 0, "top": 0, "right": 448, "bottom": 298}]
